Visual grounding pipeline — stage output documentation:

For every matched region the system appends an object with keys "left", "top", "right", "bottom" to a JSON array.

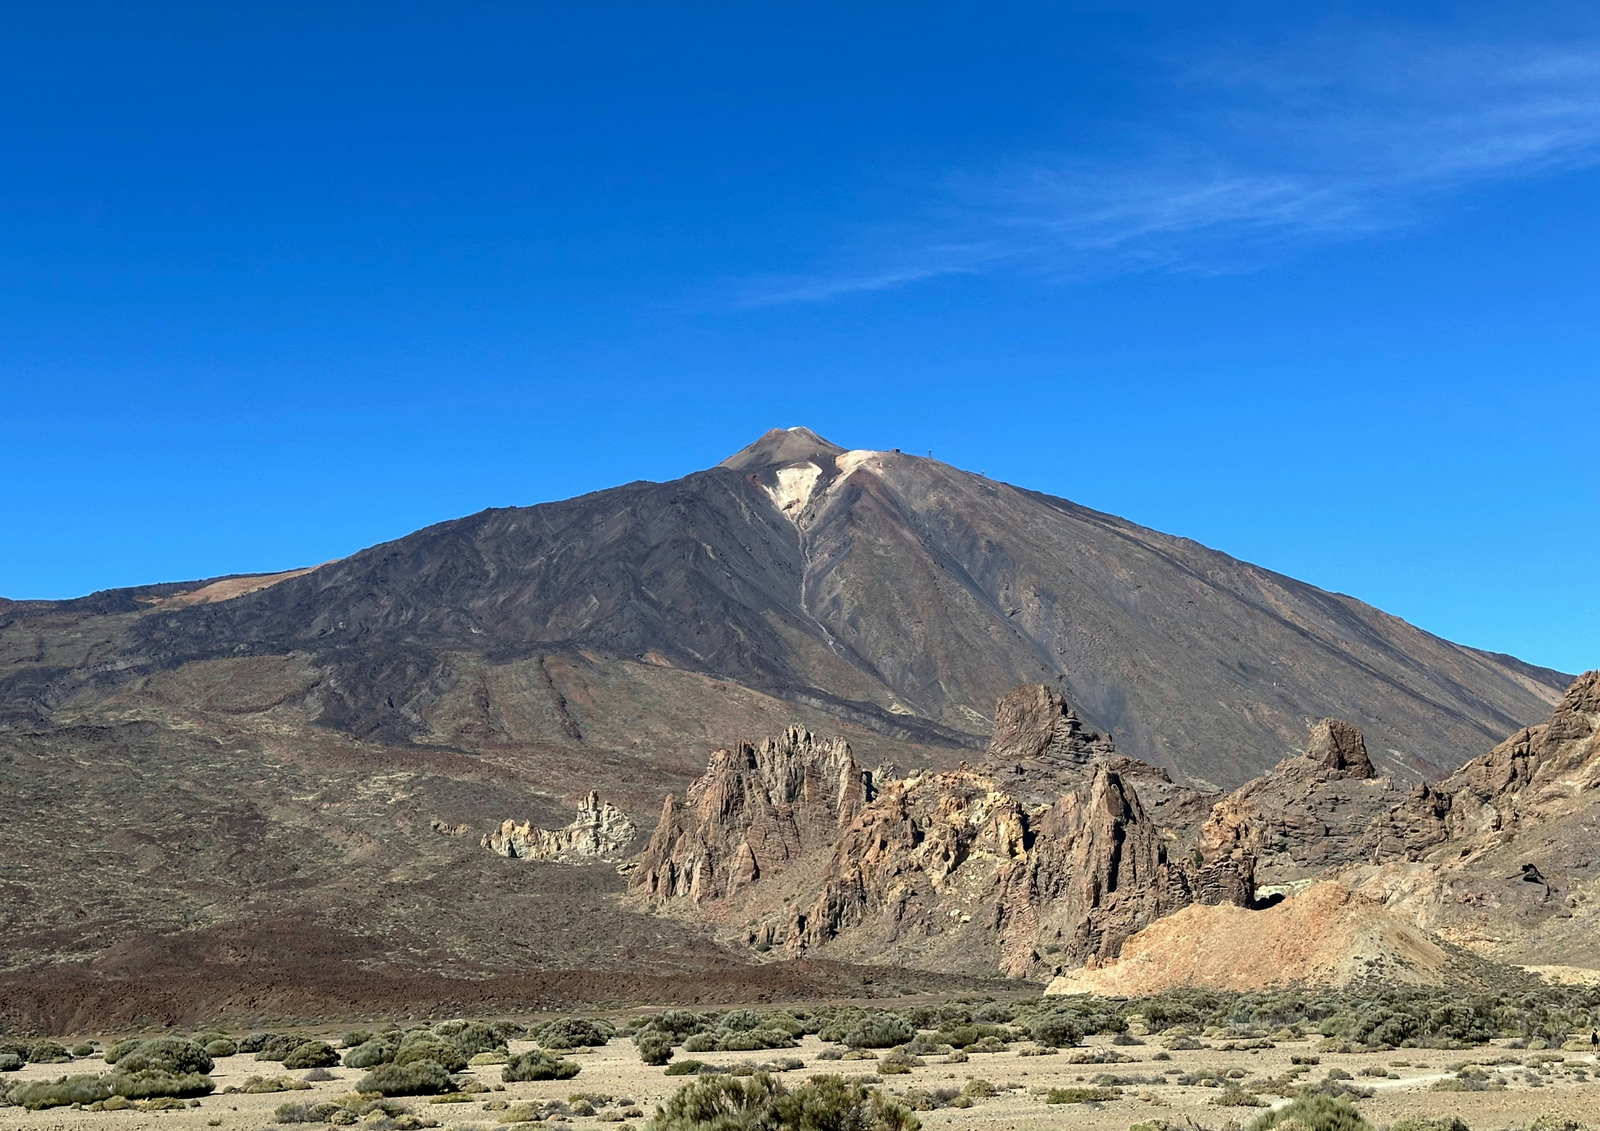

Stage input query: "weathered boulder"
[
  {"left": 1307, "top": 718, "right": 1377, "bottom": 779},
  {"left": 483, "top": 791, "right": 636, "bottom": 862}
]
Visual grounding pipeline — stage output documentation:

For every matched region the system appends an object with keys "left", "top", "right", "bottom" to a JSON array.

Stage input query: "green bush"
[
  {"left": 1215, "top": 1085, "right": 1265, "bottom": 1107},
  {"left": 446, "top": 1022, "right": 505, "bottom": 1058},
  {"left": 275, "top": 1100, "right": 321, "bottom": 1123},
  {"left": 492, "top": 1020, "right": 529, "bottom": 1042},
  {"left": 356, "top": 1060, "right": 457, "bottom": 1097},
  {"left": 395, "top": 1036, "right": 467, "bottom": 1073},
  {"left": 645, "top": 1072, "right": 918, "bottom": 1131},
  {"left": 834, "top": 1015, "right": 915, "bottom": 1050},
  {"left": 109, "top": 1070, "right": 216, "bottom": 1099},
  {"left": 639, "top": 1031, "right": 675, "bottom": 1067},
  {"left": 1045, "top": 1087, "right": 1120, "bottom": 1103},
  {"left": 344, "top": 1040, "right": 395, "bottom": 1069},
  {"left": 256, "top": 1034, "right": 308, "bottom": 1062},
  {"left": 717, "top": 1010, "right": 762, "bottom": 1033},
  {"left": 238, "top": 1075, "right": 312, "bottom": 1093},
  {"left": 757, "top": 1012, "right": 808, "bottom": 1038},
  {"left": 1529, "top": 1119, "right": 1586, "bottom": 1131},
  {"left": 1389, "top": 1119, "right": 1469, "bottom": 1131},
  {"left": 282, "top": 1041, "right": 341, "bottom": 1069},
  {"left": 205, "top": 1038, "right": 239, "bottom": 1058},
  {"left": 239, "top": 1033, "right": 278, "bottom": 1054},
  {"left": 1247, "top": 1093, "right": 1372, "bottom": 1131},
  {"left": 71, "top": 1043, "right": 96, "bottom": 1058},
  {"left": 1026, "top": 1013, "right": 1085, "bottom": 1048},
  {"left": 643, "top": 1011, "right": 710, "bottom": 1040},
  {"left": 141, "top": 1096, "right": 190, "bottom": 1111},
  {"left": 342, "top": 1031, "right": 374, "bottom": 1049},
  {"left": 115, "top": 1037, "right": 214, "bottom": 1075},
  {"left": 929, "top": 1023, "right": 1014, "bottom": 1050},
  {"left": 28, "top": 1041, "right": 74, "bottom": 1063},
  {"left": 538, "top": 1018, "right": 614, "bottom": 1050},
  {"left": 103, "top": 1038, "right": 142, "bottom": 1064},
  {"left": 7, "top": 1075, "right": 112, "bottom": 1109},
  {"left": 0, "top": 1054, "right": 23, "bottom": 1072},
  {"left": 664, "top": 1061, "right": 706, "bottom": 1076},
  {"left": 879, "top": 1050, "right": 923, "bottom": 1075},
  {"left": 503, "top": 1051, "right": 580, "bottom": 1082}
]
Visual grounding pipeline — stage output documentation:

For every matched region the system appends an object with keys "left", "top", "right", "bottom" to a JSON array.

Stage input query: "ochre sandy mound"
[
  {"left": 1044, "top": 881, "right": 1452, "bottom": 994},
  {"left": 1521, "top": 964, "right": 1600, "bottom": 986}
]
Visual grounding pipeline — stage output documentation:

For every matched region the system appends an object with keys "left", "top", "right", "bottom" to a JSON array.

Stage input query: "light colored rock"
[{"left": 483, "top": 791, "right": 636, "bottom": 862}]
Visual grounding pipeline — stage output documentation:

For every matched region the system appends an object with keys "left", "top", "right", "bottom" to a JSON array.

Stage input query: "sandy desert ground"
[{"left": 5, "top": 1024, "right": 1600, "bottom": 1131}]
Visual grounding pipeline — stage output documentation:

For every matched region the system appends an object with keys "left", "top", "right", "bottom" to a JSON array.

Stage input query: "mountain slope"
[
  {"left": 0, "top": 427, "right": 1576, "bottom": 1010},
  {"left": 1, "top": 427, "right": 1567, "bottom": 787}
]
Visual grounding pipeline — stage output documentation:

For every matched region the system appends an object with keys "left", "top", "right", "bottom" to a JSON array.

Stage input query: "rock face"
[
  {"left": 1199, "top": 718, "right": 1398, "bottom": 886},
  {"left": 483, "top": 792, "right": 637, "bottom": 862},
  {"left": 627, "top": 676, "right": 1600, "bottom": 979},
  {"left": 982, "top": 684, "right": 1118, "bottom": 806},
  {"left": 785, "top": 754, "right": 1252, "bottom": 978},
  {"left": 633, "top": 726, "right": 871, "bottom": 903},
  {"left": 1189, "top": 672, "right": 1600, "bottom": 970},
  {"left": 634, "top": 685, "right": 1254, "bottom": 978},
  {"left": 1395, "top": 670, "right": 1600, "bottom": 847},
  {"left": 1341, "top": 672, "right": 1600, "bottom": 968}
]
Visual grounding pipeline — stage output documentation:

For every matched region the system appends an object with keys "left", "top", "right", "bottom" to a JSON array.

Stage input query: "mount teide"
[
  {"left": 0, "top": 427, "right": 1573, "bottom": 1020},
  {"left": 4, "top": 427, "right": 1564, "bottom": 787}
]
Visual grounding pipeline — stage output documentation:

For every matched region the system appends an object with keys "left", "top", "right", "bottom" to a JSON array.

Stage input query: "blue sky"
[{"left": 2, "top": 2, "right": 1596, "bottom": 674}]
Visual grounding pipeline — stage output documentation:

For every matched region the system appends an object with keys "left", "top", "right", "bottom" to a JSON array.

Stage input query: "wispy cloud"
[{"left": 735, "top": 35, "right": 1600, "bottom": 307}]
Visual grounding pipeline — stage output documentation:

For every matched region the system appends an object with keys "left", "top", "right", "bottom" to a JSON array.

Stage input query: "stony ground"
[{"left": 5, "top": 1028, "right": 1600, "bottom": 1131}]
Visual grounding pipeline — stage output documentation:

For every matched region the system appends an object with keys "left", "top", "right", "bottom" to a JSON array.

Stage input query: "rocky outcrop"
[
  {"left": 1307, "top": 672, "right": 1600, "bottom": 970},
  {"left": 1348, "top": 671, "right": 1600, "bottom": 866},
  {"left": 1199, "top": 718, "right": 1397, "bottom": 886},
  {"left": 779, "top": 753, "right": 1251, "bottom": 978},
  {"left": 634, "top": 687, "right": 1255, "bottom": 979},
  {"left": 633, "top": 726, "right": 871, "bottom": 903},
  {"left": 981, "top": 684, "right": 1119, "bottom": 806},
  {"left": 1414, "top": 670, "right": 1600, "bottom": 844},
  {"left": 1308, "top": 718, "right": 1377, "bottom": 778},
  {"left": 484, "top": 791, "right": 637, "bottom": 862}
]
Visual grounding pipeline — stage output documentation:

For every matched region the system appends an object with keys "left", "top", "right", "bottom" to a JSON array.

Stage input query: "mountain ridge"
[{"left": 0, "top": 428, "right": 1568, "bottom": 787}]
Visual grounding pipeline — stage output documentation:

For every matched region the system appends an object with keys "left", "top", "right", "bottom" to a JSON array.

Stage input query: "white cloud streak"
[{"left": 735, "top": 36, "right": 1600, "bottom": 307}]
